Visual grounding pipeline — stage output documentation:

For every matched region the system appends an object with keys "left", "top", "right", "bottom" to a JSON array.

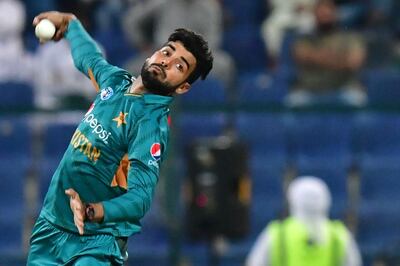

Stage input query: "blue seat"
[
  {"left": 236, "top": 70, "right": 289, "bottom": 106},
  {"left": 39, "top": 121, "right": 77, "bottom": 200},
  {"left": 357, "top": 203, "right": 400, "bottom": 258},
  {"left": 286, "top": 113, "right": 353, "bottom": 167},
  {"left": 222, "top": 0, "right": 265, "bottom": 25},
  {"left": 234, "top": 112, "right": 287, "bottom": 164},
  {"left": 181, "top": 78, "right": 227, "bottom": 107},
  {"left": 363, "top": 69, "right": 400, "bottom": 106},
  {"left": 128, "top": 198, "right": 168, "bottom": 262},
  {"left": 0, "top": 116, "right": 32, "bottom": 244},
  {"left": 176, "top": 112, "right": 228, "bottom": 148},
  {"left": 234, "top": 113, "right": 286, "bottom": 236},
  {"left": 223, "top": 24, "right": 267, "bottom": 71},
  {"left": 0, "top": 158, "right": 30, "bottom": 252},
  {"left": 352, "top": 112, "right": 400, "bottom": 165},
  {"left": 0, "top": 115, "right": 32, "bottom": 159},
  {"left": 0, "top": 82, "right": 34, "bottom": 111},
  {"left": 360, "top": 163, "right": 400, "bottom": 201},
  {"left": 357, "top": 158, "right": 400, "bottom": 257},
  {"left": 94, "top": 29, "right": 137, "bottom": 67}
]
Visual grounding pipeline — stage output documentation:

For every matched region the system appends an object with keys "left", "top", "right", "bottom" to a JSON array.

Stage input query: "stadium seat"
[
  {"left": 0, "top": 115, "right": 32, "bottom": 159},
  {"left": 352, "top": 112, "right": 400, "bottom": 165},
  {"left": 359, "top": 163, "right": 400, "bottom": 203},
  {"left": 223, "top": 24, "right": 268, "bottom": 71},
  {"left": 285, "top": 113, "right": 354, "bottom": 167},
  {"left": 0, "top": 116, "right": 32, "bottom": 253},
  {"left": 0, "top": 82, "right": 34, "bottom": 111},
  {"left": 234, "top": 112, "right": 286, "bottom": 238},
  {"left": 357, "top": 203, "right": 400, "bottom": 258},
  {"left": 221, "top": 0, "right": 265, "bottom": 25},
  {"left": 128, "top": 195, "right": 168, "bottom": 264},
  {"left": 363, "top": 69, "right": 400, "bottom": 106},
  {"left": 0, "top": 159, "right": 29, "bottom": 252},
  {"left": 94, "top": 29, "right": 137, "bottom": 67},
  {"left": 236, "top": 70, "right": 289, "bottom": 106},
  {"left": 39, "top": 121, "right": 77, "bottom": 200},
  {"left": 180, "top": 78, "right": 227, "bottom": 108},
  {"left": 176, "top": 112, "right": 228, "bottom": 148},
  {"left": 234, "top": 112, "right": 287, "bottom": 163}
]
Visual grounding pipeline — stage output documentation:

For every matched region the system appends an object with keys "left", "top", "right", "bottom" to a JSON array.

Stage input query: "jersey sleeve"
[
  {"left": 101, "top": 118, "right": 166, "bottom": 223},
  {"left": 65, "top": 19, "right": 129, "bottom": 91}
]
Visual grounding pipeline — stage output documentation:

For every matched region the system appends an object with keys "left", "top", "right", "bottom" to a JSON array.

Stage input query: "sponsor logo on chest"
[{"left": 82, "top": 113, "right": 112, "bottom": 144}]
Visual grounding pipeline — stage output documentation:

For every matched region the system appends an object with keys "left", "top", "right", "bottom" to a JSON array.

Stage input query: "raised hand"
[{"left": 33, "top": 11, "right": 76, "bottom": 41}]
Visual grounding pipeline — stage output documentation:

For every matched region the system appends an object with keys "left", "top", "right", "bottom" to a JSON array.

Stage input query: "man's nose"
[{"left": 161, "top": 60, "right": 169, "bottom": 67}]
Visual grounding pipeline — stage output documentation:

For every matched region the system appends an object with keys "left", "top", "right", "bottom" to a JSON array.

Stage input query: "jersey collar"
[{"left": 143, "top": 94, "right": 174, "bottom": 106}]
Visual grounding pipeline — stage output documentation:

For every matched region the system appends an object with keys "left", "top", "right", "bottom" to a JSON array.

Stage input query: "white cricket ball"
[{"left": 35, "top": 19, "right": 56, "bottom": 41}]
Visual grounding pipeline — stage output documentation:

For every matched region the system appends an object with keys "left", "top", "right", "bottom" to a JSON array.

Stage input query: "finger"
[
  {"left": 76, "top": 218, "right": 84, "bottom": 235},
  {"left": 65, "top": 189, "right": 76, "bottom": 198},
  {"left": 54, "top": 29, "right": 64, "bottom": 42},
  {"left": 78, "top": 224, "right": 84, "bottom": 235},
  {"left": 54, "top": 23, "right": 67, "bottom": 41},
  {"left": 74, "top": 216, "right": 84, "bottom": 235},
  {"left": 32, "top": 12, "right": 52, "bottom": 26}
]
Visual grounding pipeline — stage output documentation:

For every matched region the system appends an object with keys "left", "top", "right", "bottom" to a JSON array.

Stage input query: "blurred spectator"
[
  {"left": 0, "top": 0, "right": 34, "bottom": 82},
  {"left": 285, "top": 0, "right": 367, "bottom": 107},
  {"left": 361, "top": 0, "right": 395, "bottom": 68},
  {"left": 32, "top": 41, "right": 96, "bottom": 110},
  {"left": 122, "top": 0, "right": 236, "bottom": 88},
  {"left": 246, "top": 176, "right": 362, "bottom": 266},
  {"left": 261, "top": 0, "right": 317, "bottom": 65}
]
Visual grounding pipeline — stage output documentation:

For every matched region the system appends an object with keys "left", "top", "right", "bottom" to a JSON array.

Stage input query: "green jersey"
[{"left": 40, "top": 19, "right": 172, "bottom": 237}]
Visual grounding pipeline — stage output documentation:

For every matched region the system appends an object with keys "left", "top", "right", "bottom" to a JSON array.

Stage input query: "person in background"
[
  {"left": 0, "top": 0, "right": 34, "bottom": 83},
  {"left": 33, "top": 40, "right": 96, "bottom": 110},
  {"left": 246, "top": 176, "right": 362, "bottom": 266},
  {"left": 285, "top": 0, "right": 367, "bottom": 107},
  {"left": 122, "top": 0, "right": 235, "bottom": 88},
  {"left": 261, "top": 0, "right": 317, "bottom": 66}
]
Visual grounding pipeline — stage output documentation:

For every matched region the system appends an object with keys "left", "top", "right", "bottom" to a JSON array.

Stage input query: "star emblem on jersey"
[{"left": 113, "top": 112, "right": 128, "bottom": 127}]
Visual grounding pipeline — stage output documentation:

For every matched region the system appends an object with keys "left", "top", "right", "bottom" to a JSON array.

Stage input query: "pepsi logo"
[{"left": 150, "top": 143, "right": 161, "bottom": 161}]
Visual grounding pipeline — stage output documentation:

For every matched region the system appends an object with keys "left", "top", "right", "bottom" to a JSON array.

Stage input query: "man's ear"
[{"left": 175, "top": 82, "right": 191, "bottom": 95}]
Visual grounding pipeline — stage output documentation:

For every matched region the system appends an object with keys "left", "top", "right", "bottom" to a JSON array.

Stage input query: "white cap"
[{"left": 287, "top": 176, "right": 331, "bottom": 219}]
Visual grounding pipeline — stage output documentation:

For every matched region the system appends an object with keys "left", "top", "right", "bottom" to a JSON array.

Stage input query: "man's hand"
[
  {"left": 65, "top": 188, "right": 85, "bottom": 235},
  {"left": 33, "top": 11, "right": 76, "bottom": 41}
]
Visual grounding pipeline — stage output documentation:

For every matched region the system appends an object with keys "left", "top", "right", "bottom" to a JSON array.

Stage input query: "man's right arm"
[{"left": 33, "top": 11, "right": 125, "bottom": 90}]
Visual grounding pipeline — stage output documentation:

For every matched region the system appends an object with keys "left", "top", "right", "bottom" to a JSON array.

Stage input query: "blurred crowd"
[{"left": 1, "top": 0, "right": 399, "bottom": 110}]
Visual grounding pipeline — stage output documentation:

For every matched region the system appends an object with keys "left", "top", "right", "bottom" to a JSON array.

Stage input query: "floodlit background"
[{"left": 0, "top": 0, "right": 399, "bottom": 265}]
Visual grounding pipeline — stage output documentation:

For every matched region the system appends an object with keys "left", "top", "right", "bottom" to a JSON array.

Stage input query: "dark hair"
[{"left": 168, "top": 28, "right": 213, "bottom": 84}]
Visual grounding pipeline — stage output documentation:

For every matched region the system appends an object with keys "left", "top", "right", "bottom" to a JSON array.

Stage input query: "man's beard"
[{"left": 141, "top": 61, "right": 177, "bottom": 96}]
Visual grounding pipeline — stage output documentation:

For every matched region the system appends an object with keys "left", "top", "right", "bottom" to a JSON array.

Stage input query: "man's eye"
[
  {"left": 176, "top": 64, "right": 183, "bottom": 71},
  {"left": 162, "top": 50, "right": 169, "bottom": 56}
]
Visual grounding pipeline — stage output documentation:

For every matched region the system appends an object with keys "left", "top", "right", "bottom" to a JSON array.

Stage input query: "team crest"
[
  {"left": 100, "top": 87, "right": 114, "bottom": 100},
  {"left": 150, "top": 143, "right": 161, "bottom": 161}
]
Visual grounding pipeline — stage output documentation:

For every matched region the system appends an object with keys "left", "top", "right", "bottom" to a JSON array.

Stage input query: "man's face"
[
  {"left": 141, "top": 41, "right": 197, "bottom": 96},
  {"left": 315, "top": 2, "right": 337, "bottom": 31}
]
